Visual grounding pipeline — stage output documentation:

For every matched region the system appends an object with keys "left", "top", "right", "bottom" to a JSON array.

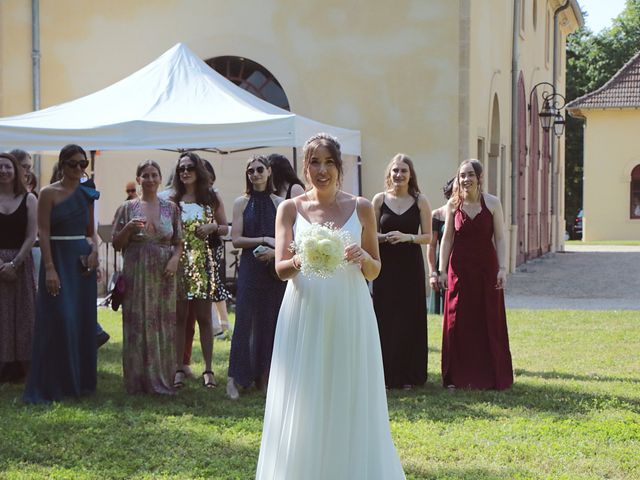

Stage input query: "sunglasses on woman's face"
[
  {"left": 246, "top": 166, "right": 265, "bottom": 175},
  {"left": 177, "top": 165, "right": 196, "bottom": 174},
  {"left": 64, "top": 159, "right": 89, "bottom": 169}
]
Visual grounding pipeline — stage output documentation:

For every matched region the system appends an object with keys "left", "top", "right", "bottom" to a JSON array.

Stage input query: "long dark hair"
[
  {"left": 59, "top": 144, "right": 87, "bottom": 167},
  {"left": 268, "top": 153, "right": 305, "bottom": 195},
  {"left": 384, "top": 153, "right": 421, "bottom": 198},
  {"left": 170, "top": 151, "right": 216, "bottom": 207},
  {"left": 0, "top": 153, "right": 27, "bottom": 196},
  {"left": 245, "top": 155, "right": 275, "bottom": 195}
]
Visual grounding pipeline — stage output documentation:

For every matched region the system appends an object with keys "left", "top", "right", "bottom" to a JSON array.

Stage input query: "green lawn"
[
  {"left": 1, "top": 309, "right": 639, "bottom": 479},
  {"left": 566, "top": 239, "right": 640, "bottom": 246}
]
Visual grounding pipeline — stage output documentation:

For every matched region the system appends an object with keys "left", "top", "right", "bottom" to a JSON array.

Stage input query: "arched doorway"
[
  {"left": 206, "top": 56, "right": 290, "bottom": 110},
  {"left": 517, "top": 73, "right": 527, "bottom": 266},
  {"left": 527, "top": 94, "right": 540, "bottom": 259}
]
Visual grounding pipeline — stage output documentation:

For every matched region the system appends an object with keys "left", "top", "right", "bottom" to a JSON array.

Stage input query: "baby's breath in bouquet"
[{"left": 290, "top": 222, "right": 351, "bottom": 278}]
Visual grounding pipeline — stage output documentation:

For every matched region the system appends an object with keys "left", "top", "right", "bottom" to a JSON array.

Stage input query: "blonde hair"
[{"left": 383, "top": 153, "right": 421, "bottom": 198}]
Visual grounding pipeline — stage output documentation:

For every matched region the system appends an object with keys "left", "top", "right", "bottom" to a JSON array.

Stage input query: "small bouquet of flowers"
[{"left": 290, "top": 222, "right": 351, "bottom": 278}]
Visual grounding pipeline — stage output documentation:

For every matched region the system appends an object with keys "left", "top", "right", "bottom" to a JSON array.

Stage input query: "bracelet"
[
  {"left": 429, "top": 272, "right": 438, "bottom": 278},
  {"left": 9, "top": 260, "right": 16, "bottom": 269},
  {"left": 410, "top": 234, "right": 416, "bottom": 243}
]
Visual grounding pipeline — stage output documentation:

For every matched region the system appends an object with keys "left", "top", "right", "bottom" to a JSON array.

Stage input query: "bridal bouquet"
[{"left": 290, "top": 222, "right": 351, "bottom": 278}]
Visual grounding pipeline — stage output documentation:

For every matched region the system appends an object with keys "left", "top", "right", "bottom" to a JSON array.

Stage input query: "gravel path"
[{"left": 505, "top": 245, "right": 640, "bottom": 310}]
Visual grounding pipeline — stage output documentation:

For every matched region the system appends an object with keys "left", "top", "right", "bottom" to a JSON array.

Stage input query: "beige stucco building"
[
  {"left": 567, "top": 51, "right": 640, "bottom": 241},
  {"left": 0, "top": 0, "right": 582, "bottom": 269}
]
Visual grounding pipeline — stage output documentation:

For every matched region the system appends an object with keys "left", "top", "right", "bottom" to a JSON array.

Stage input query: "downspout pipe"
[
  {"left": 31, "top": 0, "right": 41, "bottom": 181},
  {"left": 509, "top": 0, "right": 521, "bottom": 271},
  {"left": 551, "top": 0, "right": 570, "bottom": 252}
]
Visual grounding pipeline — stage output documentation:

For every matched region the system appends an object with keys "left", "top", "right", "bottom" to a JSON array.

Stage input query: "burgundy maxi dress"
[{"left": 441, "top": 195, "right": 513, "bottom": 390}]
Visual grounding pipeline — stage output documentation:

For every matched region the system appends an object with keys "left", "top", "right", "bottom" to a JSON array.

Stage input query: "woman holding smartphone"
[{"left": 226, "top": 155, "right": 286, "bottom": 399}]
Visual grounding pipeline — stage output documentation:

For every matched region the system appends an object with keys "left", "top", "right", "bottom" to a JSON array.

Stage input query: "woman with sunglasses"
[
  {"left": 170, "top": 152, "right": 222, "bottom": 389},
  {"left": 226, "top": 155, "right": 286, "bottom": 399},
  {"left": 112, "top": 160, "right": 183, "bottom": 395},
  {"left": 24, "top": 144, "right": 101, "bottom": 404}
]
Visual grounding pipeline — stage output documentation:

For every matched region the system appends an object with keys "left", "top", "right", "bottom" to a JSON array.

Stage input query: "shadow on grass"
[
  {"left": 387, "top": 376, "right": 640, "bottom": 423},
  {"left": 515, "top": 368, "right": 640, "bottom": 384},
  {"left": 406, "top": 466, "right": 533, "bottom": 480}
]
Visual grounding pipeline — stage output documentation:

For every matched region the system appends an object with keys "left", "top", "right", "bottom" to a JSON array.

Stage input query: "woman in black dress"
[{"left": 372, "top": 154, "right": 432, "bottom": 389}]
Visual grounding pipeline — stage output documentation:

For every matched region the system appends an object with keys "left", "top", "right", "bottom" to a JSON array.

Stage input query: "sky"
[{"left": 578, "top": 0, "right": 628, "bottom": 32}]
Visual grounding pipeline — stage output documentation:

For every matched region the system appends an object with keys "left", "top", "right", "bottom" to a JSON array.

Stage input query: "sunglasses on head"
[
  {"left": 247, "top": 166, "right": 265, "bottom": 175},
  {"left": 177, "top": 165, "right": 196, "bottom": 174},
  {"left": 64, "top": 159, "right": 89, "bottom": 169}
]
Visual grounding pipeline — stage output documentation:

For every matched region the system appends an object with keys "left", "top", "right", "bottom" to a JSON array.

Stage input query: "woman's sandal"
[
  {"left": 202, "top": 370, "right": 217, "bottom": 389},
  {"left": 173, "top": 369, "right": 186, "bottom": 389}
]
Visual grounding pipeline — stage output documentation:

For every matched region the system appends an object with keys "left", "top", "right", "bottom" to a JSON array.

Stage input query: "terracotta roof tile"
[{"left": 567, "top": 49, "right": 640, "bottom": 110}]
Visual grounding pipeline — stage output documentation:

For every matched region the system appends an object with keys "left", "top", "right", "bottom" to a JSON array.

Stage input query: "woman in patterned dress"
[
  {"left": 0, "top": 152, "right": 37, "bottom": 382},
  {"left": 112, "top": 160, "right": 182, "bottom": 395},
  {"left": 171, "top": 152, "right": 222, "bottom": 389}
]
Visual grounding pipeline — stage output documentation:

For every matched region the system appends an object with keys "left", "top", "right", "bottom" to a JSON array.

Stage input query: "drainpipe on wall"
[
  {"left": 32, "top": 0, "right": 41, "bottom": 182},
  {"left": 551, "top": 0, "right": 570, "bottom": 252},
  {"left": 509, "top": 0, "right": 522, "bottom": 272}
]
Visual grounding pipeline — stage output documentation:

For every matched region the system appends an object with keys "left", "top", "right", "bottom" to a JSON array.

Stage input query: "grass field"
[
  {"left": 565, "top": 239, "right": 640, "bottom": 246},
  {"left": 1, "top": 308, "right": 639, "bottom": 479}
]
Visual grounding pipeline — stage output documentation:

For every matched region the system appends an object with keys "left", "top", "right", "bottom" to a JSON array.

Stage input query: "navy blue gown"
[
  {"left": 228, "top": 192, "right": 286, "bottom": 387},
  {"left": 24, "top": 185, "right": 99, "bottom": 404}
]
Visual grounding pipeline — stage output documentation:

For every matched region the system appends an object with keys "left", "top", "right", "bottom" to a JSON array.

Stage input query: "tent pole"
[
  {"left": 31, "top": 0, "right": 42, "bottom": 185},
  {"left": 357, "top": 155, "right": 362, "bottom": 196},
  {"left": 292, "top": 147, "right": 297, "bottom": 172}
]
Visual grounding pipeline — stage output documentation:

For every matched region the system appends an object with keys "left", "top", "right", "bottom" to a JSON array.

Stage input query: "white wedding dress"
[{"left": 256, "top": 208, "right": 406, "bottom": 480}]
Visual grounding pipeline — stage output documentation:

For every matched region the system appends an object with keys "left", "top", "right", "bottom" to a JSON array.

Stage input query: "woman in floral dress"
[{"left": 112, "top": 160, "right": 182, "bottom": 395}]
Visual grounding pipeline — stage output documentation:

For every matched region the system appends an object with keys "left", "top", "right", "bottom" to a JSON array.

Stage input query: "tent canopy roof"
[{"left": 0, "top": 43, "right": 361, "bottom": 155}]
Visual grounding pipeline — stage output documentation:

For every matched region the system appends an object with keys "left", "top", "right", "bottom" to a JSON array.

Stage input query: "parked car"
[{"left": 570, "top": 209, "right": 583, "bottom": 240}]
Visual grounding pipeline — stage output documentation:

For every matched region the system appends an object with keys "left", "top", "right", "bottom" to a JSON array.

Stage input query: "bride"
[{"left": 256, "top": 133, "right": 406, "bottom": 479}]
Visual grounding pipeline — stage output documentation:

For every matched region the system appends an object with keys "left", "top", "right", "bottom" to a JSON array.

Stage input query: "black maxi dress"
[{"left": 373, "top": 198, "right": 427, "bottom": 388}]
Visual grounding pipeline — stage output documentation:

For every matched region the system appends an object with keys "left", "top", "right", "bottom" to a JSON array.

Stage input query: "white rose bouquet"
[{"left": 290, "top": 222, "right": 351, "bottom": 278}]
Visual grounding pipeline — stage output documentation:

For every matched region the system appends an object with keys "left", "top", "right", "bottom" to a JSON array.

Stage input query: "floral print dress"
[{"left": 112, "top": 198, "right": 182, "bottom": 395}]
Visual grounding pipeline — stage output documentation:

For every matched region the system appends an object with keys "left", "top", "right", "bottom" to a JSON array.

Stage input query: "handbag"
[{"left": 108, "top": 271, "right": 126, "bottom": 311}]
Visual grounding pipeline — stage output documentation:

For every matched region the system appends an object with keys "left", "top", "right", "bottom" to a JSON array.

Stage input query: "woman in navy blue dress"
[
  {"left": 24, "top": 145, "right": 100, "bottom": 404},
  {"left": 226, "top": 155, "right": 286, "bottom": 399}
]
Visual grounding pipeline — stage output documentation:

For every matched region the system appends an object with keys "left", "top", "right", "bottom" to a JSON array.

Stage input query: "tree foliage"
[{"left": 565, "top": 0, "right": 640, "bottom": 223}]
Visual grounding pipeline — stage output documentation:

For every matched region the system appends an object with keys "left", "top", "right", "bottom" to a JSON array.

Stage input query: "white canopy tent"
[{"left": 0, "top": 42, "right": 361, "bottom": 156}]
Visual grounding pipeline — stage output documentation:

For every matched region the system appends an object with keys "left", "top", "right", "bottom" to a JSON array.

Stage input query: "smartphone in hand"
[{"left": 253, "top": 245, "right": 268, "bottom": 257}]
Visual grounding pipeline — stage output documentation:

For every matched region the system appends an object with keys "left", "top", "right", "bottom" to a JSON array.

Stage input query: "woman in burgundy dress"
[{"left": 437, "top": 159, "right": 513, "bottom": 390}]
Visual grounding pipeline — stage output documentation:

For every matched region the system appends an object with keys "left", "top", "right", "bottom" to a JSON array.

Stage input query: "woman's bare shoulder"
[{"left": 482, "top": 192, "right": 501, "bottom": 210}]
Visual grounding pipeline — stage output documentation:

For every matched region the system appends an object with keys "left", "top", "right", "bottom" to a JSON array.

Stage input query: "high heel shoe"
[
  {"left": 202, "top": 370, "right": 217, "bottom": 389},
  {"left": 173, "top": 370, "right": 186, "bottom": 389}
]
